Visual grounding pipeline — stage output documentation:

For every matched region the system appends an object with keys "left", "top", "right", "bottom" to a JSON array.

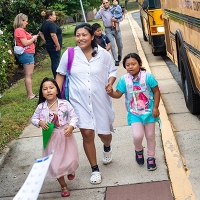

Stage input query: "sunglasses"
[{"left": 103, "top": 2, "right": 109, "bottom": 5}]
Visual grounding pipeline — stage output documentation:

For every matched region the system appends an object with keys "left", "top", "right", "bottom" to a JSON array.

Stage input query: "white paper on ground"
[{"left": 13, "top": 151, "right": 54, "bottom": 200}]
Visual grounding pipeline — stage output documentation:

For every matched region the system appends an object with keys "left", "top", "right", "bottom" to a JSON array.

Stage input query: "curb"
[
  {"left": 0, "top": 140, "right": 16, "bottom": 169},
  {"left": 127, "top": 12, "right": 195, "bottom": 200}
]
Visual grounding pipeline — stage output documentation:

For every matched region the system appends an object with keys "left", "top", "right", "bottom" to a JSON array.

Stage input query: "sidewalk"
[{"left": 0, "top": 14, "right": 193, "bottom": 200}]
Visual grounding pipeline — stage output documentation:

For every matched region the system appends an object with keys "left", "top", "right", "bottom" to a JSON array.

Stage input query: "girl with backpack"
[{"left": 107, "top": 53, "right": 160, "bottom": 171}]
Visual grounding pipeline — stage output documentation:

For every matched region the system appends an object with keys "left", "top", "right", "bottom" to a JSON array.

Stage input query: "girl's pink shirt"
[
  {"left": 31, "top": 98, "right": 78, "bottom": 128},
  {"left": 14, "top": 28, "right": 35, "bottom": 53}
]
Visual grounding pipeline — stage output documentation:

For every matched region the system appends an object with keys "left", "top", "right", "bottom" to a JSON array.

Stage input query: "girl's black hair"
[
  {"left": 37, "top": 77, "right": 62, "bottom": 105},
  {"left": 122, "top": 53, "right": 146, "bottom": 71},
  {"left": 74, "top": 23, "right": 98, "bottom": 57},
  {"left": 92, "top": 23, "right": 101, "bottom": 31}
]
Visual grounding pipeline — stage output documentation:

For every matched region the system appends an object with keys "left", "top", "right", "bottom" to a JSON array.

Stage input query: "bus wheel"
[
  {"left": 140, "top": 15, "right": 148, "bottom": 41},
  {"left": 179, "top": 51, "right": 200, "bottom": 114}
]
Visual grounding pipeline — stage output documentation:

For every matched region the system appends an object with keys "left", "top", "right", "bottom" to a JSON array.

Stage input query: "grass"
[{"left": 121, "top": 0, "right": 139, "bottom": 12}]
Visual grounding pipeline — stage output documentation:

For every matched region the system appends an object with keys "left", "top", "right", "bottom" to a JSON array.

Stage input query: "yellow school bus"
[
  {"left": 137, "top": 0, "right": 166, "bottom": 55},
  {"left": 160, "top": 0, "right": 200, "bottom": 114}
]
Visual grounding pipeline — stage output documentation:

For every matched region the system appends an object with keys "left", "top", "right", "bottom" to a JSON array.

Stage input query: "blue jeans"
[
  {"left": 105, "top": 27, "right": 123, "bottom": 61},
  {"left": 46, "top": 48, "right": 61, "bottom": 78}
]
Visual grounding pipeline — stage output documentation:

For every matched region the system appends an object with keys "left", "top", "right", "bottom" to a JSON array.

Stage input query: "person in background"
[
  {"left": 107, "top": 53, "right": 160, "bottom": 171},
  {"left": 13, "top": 13, "right": 39, "bottom": 99},
  {"left": 92, "top": 23, "right": 111, "bottom": 51},
  {"left": 95, "top": 0, "right": 123, "bottom": 66},
  {"left": 56, "top": 23, "right": 117, "bottom": 185},
  {"left": 110, "top": 0, "right": 123, "bottom": 32},
  {"left": 39, "top": 10, "right": 62, "bottom": 78},
  {"left": 121, "top": 5, "right": 127, "bottom": 18},
  {"left": 31, "top": 77, "right": 79, "bottom": 197}
]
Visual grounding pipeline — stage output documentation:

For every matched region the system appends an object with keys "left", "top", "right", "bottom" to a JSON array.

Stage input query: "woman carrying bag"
[{"left": 13, "top": 13, "right": 38, "bottom": 99}]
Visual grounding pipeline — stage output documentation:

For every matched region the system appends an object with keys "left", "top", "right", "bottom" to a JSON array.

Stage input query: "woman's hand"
[
  {"left": 64, "top": 125, "right": 74, "bottom": 137},
  {"left": 32, "top": 35, "right": 38, "bottom": 42},
  {"left": 39, "top": 120, "right": 49, "bottom": 130},
  {"left": 55, "top": 44, "right": 60, "bottom": 51}
]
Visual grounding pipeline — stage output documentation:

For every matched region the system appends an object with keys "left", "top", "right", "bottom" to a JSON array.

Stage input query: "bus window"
[{"left": 148, "top": 0, "right": 161, "bottom": 8}]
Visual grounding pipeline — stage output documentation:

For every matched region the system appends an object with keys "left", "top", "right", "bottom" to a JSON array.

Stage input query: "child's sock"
[
  {"left": 91, "top": 165, "right": 99, "bottom": 172},
  {"left": 104, "top": 145, "right": 111, "bottom": 152}
]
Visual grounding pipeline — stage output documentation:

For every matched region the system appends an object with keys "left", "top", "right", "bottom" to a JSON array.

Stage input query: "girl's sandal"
[
  {"left": 90, "top": 171, "right": 101, "bottom": 184},
  {"left": 61, "top": 187, "right": 70, "bottom": 197},
  {"left": 67, "top": 173, "right": 75, "bottom": 180}
]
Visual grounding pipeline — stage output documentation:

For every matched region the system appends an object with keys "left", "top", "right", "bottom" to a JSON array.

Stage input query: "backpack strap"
[
  {"left": 66, "top": 47, "right": 74, "bottom": 74},
  {"left": 61, "top": 47, "right": 74, "bottom": 99}
]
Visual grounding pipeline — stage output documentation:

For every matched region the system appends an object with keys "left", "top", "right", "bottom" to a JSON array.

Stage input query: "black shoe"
[
  {"left": 135, "top": 150, "right": 144, "bottom": 165},
  {"left": 118, "top": 55, "right": 121, "bottom": 62},
  {"left": 115, "top": 61, "right": 119, "bottom": 66},
  {"left": 147, "top": 157, "right": 157, "bottom": 171}
]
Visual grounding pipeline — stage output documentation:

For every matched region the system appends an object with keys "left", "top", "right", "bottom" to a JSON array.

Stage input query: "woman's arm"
[
  {"left": 50, "top": 33, "right": 60, "bottom": 51},
  {"left": 20, "top": 35, "right": 38, "bottom": 46},
  {"left": 56, "top": 73, "right": 65, "bottom": 91},
  {"left": 152, "top": 85, "right": 160, "bottom": 118},
  {"left": 39, "top": 31, "right": 46, "bottom": 42}
]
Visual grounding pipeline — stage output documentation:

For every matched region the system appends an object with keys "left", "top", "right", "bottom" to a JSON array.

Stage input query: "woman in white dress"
[{"left": 56, "top": 23, "right": 117, "bottom": 184}]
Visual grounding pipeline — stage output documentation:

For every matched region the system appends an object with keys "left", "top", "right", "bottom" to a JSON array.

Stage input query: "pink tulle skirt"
[{"left": 43, "top": 126, "right": 79, "bottom": 179}]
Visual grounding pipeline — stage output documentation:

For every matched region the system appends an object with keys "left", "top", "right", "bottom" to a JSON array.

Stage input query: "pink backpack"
[
  {"left": 61, "top": 47, "right": 74, "bottom": 100},
  {"left": 124, "top": 71, "right": 151, "bottom": 115}
]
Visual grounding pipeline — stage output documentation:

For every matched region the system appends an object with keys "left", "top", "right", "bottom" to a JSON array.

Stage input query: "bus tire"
[
  {"left": 140, "top": 15, "right": 148, "bottom": 41},
  {"left": 179, "top": 50, "right": 200, "bottom": 114}
]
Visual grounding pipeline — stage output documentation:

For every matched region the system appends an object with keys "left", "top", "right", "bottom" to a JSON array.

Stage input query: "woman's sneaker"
[
  {"left": 135, "top": 150, "right": 144, "bottom": 165},
  {"left": 147, "top": 157, "right": 157, "bottom": 171}
]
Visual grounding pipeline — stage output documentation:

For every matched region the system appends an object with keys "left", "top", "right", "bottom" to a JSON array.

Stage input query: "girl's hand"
[
  {"left": 64, "top": 125, "right": 74, "bottom": 137},
  {"left": 39, "top": 120, "right": 49, "bottom": 130},
  {"left": 152, "top": 107, "right": 160, "bottom": 118},
  {"left": 105, "top": 83, "right": 113, "bottom": 94}
]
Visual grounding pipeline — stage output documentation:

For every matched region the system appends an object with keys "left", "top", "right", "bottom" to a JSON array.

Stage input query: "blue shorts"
[{"left": 17, "top": 53, "right": 34, "bottom": 65}]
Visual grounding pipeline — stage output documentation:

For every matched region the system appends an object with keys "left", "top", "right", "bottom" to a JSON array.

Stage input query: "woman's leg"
[
  {"left": 23, "top": 63, "right": 34, "bottom": 98},
  {"left": 47, "top": 49, "right": 60, "bottom": 78},
  {"left": 131, "top": 122, "right": 145, "bottom": 151},
  {"left": 98, "top": 133, "right": 112, "bottom": 164},
  {"left": 80, "top": 128, "right": 97, "bottom": 167},
  {"left": 144, "top": 123, "right": 156, "bottom": 158},
  {"left": 98, "top": 133, "right": 112, "bottom": 148}
]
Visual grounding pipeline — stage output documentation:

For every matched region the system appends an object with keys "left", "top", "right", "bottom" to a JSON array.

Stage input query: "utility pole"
[{"left": 80, "top": 0, "right": 87, "bottom": 22}]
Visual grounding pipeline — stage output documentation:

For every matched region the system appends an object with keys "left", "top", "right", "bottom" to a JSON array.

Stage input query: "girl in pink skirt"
[{"left": 31, "top": 77, "right": 79, "bottom": 197}]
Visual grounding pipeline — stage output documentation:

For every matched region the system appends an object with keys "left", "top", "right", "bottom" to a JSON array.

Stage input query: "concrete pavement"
[{"left": 0, "top": 12, "right": 199, "bottom": 200}]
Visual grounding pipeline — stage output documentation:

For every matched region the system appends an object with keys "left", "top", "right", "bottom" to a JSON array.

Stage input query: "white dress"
[{"left": 57, "top": 46, "right": 117, "bottom": 134}]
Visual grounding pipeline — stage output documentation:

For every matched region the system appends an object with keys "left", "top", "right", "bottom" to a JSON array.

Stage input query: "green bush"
[{"left": 0, "top": 27, "right": 18, "bottom": 94}]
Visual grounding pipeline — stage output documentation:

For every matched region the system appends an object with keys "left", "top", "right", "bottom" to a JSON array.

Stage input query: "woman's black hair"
[
  {"left": 122, "top": 53, "right": 146, "bottom": 71},
  {"left": 74, "top": 23, "right": 98, "bottom": 57},
  {"left": 37, "top": 77, "right": 62, "bottom": 105}
]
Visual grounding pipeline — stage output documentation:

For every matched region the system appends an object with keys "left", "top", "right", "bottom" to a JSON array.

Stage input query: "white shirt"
[{"left": 56, "top": 46, "right": 117, "bottom": 134}]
